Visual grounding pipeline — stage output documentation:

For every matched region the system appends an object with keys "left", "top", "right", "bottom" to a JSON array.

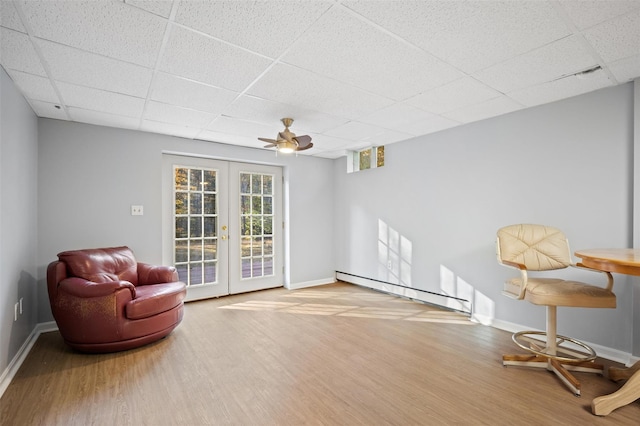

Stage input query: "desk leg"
[
  {"left": 592, "top": 361, "right": 640, "bottom": 416},
  {"left": 608, "top": 361, "right": 640, "bottom": 381}
]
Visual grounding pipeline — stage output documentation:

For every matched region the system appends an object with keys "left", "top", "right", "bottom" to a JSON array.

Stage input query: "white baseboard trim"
[
  {"left": 0, "top": 321, "right": 58, "bottom": 399},
  {"left": 336, "top": 271, "right": 471, "bottom": 314},
  {"left": 490, "top": 318, "right": 635, "bottom": 366},
  {"left": 287, "top": 277, "right": 336, "bottom": 290}
]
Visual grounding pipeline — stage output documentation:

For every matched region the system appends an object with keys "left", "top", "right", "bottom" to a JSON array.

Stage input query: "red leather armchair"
[{"left": 46, "top": 246, "right": 186, "bottom": 353}]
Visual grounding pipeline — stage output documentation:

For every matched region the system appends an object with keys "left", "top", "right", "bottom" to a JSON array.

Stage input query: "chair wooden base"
[{"left": 503, "top": 353, "right": 604, "bottom": 396}]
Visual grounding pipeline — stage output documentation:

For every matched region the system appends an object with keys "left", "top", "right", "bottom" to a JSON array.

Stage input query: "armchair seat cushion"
[
  {"left": 525, "top": 278, "right": 616, "bottom": 308},
  {"left": 127, "top": 282, "right": 186, "bottom": 320}
]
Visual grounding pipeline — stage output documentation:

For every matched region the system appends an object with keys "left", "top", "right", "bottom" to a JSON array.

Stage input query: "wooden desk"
[{"left": 574, "top": 249, "right": 640, "bottom": 416}]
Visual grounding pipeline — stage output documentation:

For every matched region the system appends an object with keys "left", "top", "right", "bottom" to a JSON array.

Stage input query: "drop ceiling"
[{"left": 1, "top": 0, "right": 639, "bottom": 159}]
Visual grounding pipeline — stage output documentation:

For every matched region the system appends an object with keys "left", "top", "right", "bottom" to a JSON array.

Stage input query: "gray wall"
[
  {"left": 2, "top": 64, "right": 638, "bottom": 377},
  {"left": 37, "top": 119, "right": 335, "bottom": 322},
  {"left": 0, "top": 67, "right": 39, "bottom": 372},
  {"left": 334, "top": 82, "right": 635, "bottom": 353}
]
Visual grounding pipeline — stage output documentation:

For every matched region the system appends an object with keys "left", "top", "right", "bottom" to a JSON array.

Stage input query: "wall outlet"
[{"left": 131, "top": 205, "right": 144, "bottom": 216}]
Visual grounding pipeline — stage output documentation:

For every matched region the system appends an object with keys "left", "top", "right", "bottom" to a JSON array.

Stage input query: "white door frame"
[{"left": 162, "top": 153, "right": 287, "bottom": 301}]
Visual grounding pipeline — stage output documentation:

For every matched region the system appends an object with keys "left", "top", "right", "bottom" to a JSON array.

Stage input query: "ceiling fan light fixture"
[{"left": 277, "top": 140, "right": 297, "bottom": 154}]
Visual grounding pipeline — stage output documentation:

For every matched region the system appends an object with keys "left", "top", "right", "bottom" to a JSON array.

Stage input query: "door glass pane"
[
  {"left": 239, "top": 172, "right": 275, "bottom": 280},
  {"left": 204, "top": 194, "right": 216, "bottom": 214},
  {"left": 190, "top": 193, "right": 202, "bottom": 214},
  {"left": 264, "top": 257, "right": 273, "bottom": 275},
  {"left": 190, "top": 217, "right": 202, "bottom": 238},
  {"left": 174, "top": 166, "right": 219, "bottom": 287},
  {"left": 175, "top": 192, "right": 188, "bottom": 214},
  {"left": 175, "top": 168, "right": 188, "bottom": 191},
  {"left": 204, "top": 240, "right": 217, "bottom": 261},
  {"left": 204, "top": 217, "right": 216, "bottom": 237},
  {"left": 204, "top": 262, "right": 216, "bottom": 283},
  {"left": 175, "top": 217, "right": 188, "bottom": 239},
  {"left": 242, "top": 258, "right": 251, "bottom": 279}
]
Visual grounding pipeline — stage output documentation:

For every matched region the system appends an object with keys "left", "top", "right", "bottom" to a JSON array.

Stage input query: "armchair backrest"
[
  {"left": 57, "top": 246, "right": 139, "bottom": 285},
  {"left": 497, "top": 224, "right": 572, "bottom": 271}
]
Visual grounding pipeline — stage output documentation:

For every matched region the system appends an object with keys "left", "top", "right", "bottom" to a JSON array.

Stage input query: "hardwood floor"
[{"left": 2, "top": 282, "right": 639, "bottom": 425}]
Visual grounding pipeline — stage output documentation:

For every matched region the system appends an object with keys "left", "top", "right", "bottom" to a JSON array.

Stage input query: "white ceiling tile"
[
  {"left": 0, "top": 27, "right": 47, "bottom": 76},
  {"left": 344, "top": 0, "right": 571, "bottom": 72},
  {"left": 197, "top": 129, "right": 267, "bottom": 149},
  {"left": 282, "top": 7, "right": 463, "bottom": 101},
  {"left": 583, "top": 8, "right": 640, "bottom": 63},
  {"left": 30, "top": 100, "right": 68, "bottom": 120},
  {"left": 311, "top": 147, "right": 349, "bottom": 159},
  {"left": 20, "top": 0, "right": 166, "bottom": 67},
  {"left": 442, "top": 96, "right": 524, "bottom": 124},
  {"left": 58, "top": 82, "right": 145, "bottom": 118},
  {"left": 401, "top": 115, "right": 460, "bottom": 136},
  {"left": 508, "top": 69, "right": 614, "bottom": 107},
  {"left": 36, "top": 39, "right": 153, "bottom": 98},
  {"left": 406, "top": 77, "right": 501, "bottom": 114},
  {"left": 606, "top": 54, "right": 640, "bottom": 83},
  {"left": 360, "top": 129, "right": 414, "bottom": 146},
  {"left": 174, "top": 0, "right": 332, "bottom": 58},
  {"left": 7, "top": 69, "right": 59, "bottom": 103},
  {"left": 69, "top": 107, "right": 140, "bottom": 130},
  {"left": 324, "top": 121, "right": 387, "bottom": 140},
  {"left": 125, "top": 0, "right": 174, "bottom": 18},
  {"left": 474, "top": 36, "right": 598, "bottom": 93},
  {"left": 558, "top": 0, "right": 640, "bottom": 30},
  {"left": 151, "top": 73, "right": 239, "bottom": 113},
  {"left": 1, "top": 1, "right": 26, "bottom": 32},
  {"left": 159, "top": 25, "right": 273, "bottom": 91},
  {"left": 358, "top": 103, "right": 439, "bottom": 129},
  {"left": 248, "top": 63, "right": 394, "bottom": 120},
  {"left": 222, "top": 95, "right": 348, "bottom": 133},
  {"left": 307, "top": 133, "right": 352, "bottom": 151},
  {"left": 144, "top": 101, "right": 215, "bottom": 128},
  {"left": 141, "top": 120, "right": 201, "bottom": 139},
  {"left": 207, "top": 115, "right": 280, "bottom": 139}
]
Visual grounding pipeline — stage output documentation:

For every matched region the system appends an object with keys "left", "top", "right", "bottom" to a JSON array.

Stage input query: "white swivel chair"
[{"left": 496, "top": 224, "right": 616, "bottom": 396}]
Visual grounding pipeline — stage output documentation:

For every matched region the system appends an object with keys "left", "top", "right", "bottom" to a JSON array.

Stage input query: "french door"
[{"left": 163, "top": 155, "right": 283, "bottom": 301}]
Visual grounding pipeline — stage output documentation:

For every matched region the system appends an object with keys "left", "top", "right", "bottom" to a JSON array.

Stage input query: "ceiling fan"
[{"left": 259, "top": 118, "right": 313, "bottom": 154}]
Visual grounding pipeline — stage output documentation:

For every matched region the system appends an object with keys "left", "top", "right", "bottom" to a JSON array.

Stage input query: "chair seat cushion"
[
  {"left": 126, "top": 282, "right": 186, "bottom": 320},
  {"left": 505, "top": 277, "right": 615, "bottom": 308}
]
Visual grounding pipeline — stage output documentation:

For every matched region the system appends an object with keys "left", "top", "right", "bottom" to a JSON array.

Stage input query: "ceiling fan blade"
[
  {"left": 296, "top": 142, "right": 314, "bottom": 151},
  {"left": 278, "top": 131, "right": 294, "bottom": 142},
  {"left": 294, "top": 135, "right": 312, "bottom": 148},
  {"left": 258, "top": 137, "right": 277, "bottom": 143}
]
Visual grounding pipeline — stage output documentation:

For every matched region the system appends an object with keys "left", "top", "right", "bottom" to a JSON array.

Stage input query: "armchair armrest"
[
  {"left": 137, "top": 262, "right": 179, "bottom": 285},
  {"left": 573, "top": 263, "right": 614, "bottom": 291},
  {"left": 498, "top": 259, "right": 529, "bottom": 300},
  {"left": 58, "top": 277, "right": 136, "bottom": 299},
  {"left": 500, "top": 259, "right": 527, "bottom": 270}
]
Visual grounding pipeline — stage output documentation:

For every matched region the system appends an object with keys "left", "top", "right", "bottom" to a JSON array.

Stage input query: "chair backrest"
[
  {"left": 497, "top": 224, "right": 572, "bottom": 271},
  {"left": 57, "top": 246, "right": 139, "bottom": 284}
]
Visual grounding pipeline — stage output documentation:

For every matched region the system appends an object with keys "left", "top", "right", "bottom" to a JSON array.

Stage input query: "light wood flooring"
[{"left": 2, "top": 282, "right": 639, "bottom": 425}]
